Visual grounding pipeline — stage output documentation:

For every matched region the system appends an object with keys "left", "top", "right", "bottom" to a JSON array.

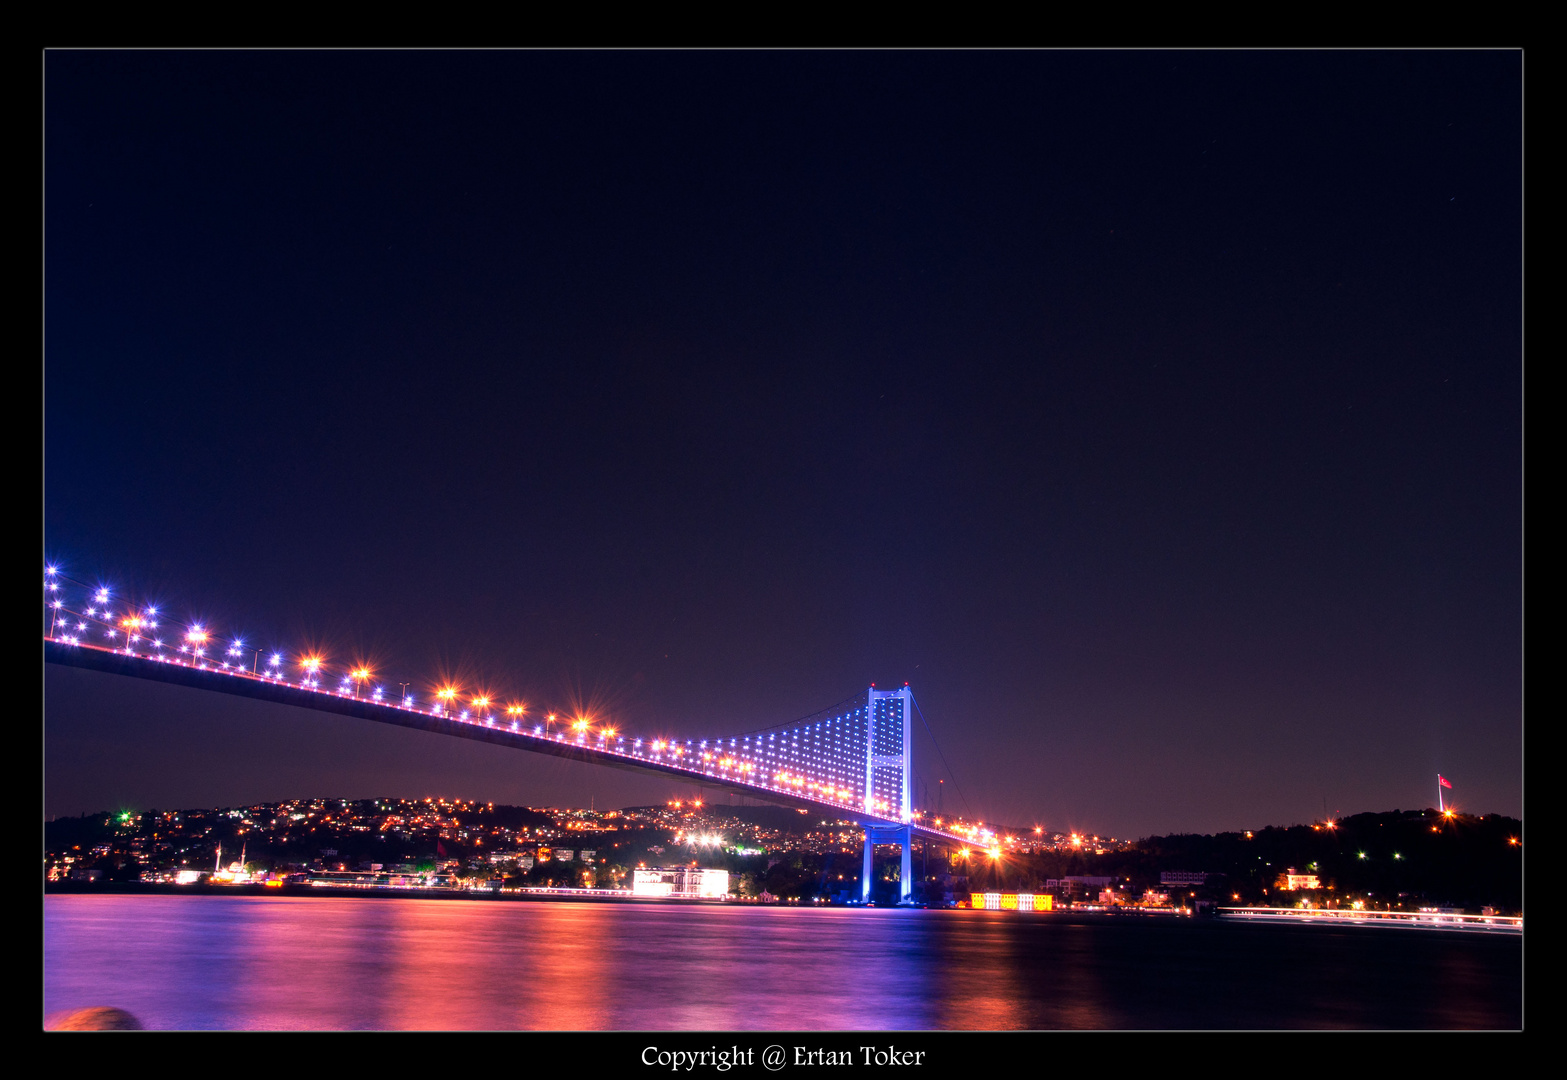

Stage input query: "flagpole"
[{"left": 1437, "top": 775, "right": 1444, "bottom": 813}]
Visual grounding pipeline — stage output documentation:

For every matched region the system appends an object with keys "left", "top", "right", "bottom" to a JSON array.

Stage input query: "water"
[{"left": 44, "top": 895, "right": 1521, "bottom": 1029}]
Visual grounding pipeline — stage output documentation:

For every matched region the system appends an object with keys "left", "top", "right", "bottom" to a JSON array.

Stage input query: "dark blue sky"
[{"left": 44, "top": 51, "right": 1521, "bottom": 836}]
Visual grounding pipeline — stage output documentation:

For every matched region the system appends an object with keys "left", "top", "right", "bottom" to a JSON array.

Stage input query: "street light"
[
  {"left": 186, "top": 625, "right": 210, "bottom": 661},
  {"left": 120, "top": 612, "right": 146, "bottom": 653}
]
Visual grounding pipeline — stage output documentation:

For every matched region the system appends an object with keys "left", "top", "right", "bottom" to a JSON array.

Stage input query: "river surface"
[{"left": 44, "top": 894, "right": 1521, "bottom": 1030}]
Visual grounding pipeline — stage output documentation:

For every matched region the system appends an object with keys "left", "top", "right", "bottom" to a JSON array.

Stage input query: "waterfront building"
[
  {"left": 971, "top": 892, "right": 1053, "bottom": 911},
  {"left": 1275, "top": 869, "right": 1322, "bottom": 891},
  {"left": 632, "top": 867, "right": 730, "bottom": 899}
]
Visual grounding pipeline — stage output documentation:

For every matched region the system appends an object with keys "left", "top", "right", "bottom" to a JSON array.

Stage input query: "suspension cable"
[
  {"left": 719, "top": 693, "right": 868, "bottom": 740},
  {"left": 910, "top": 692, "right": 973, "bottom": 819}
]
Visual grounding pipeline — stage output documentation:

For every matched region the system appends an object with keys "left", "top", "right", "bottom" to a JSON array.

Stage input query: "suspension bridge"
[{"left": 44, "top": 568, "right": 987, "bottom": 902}]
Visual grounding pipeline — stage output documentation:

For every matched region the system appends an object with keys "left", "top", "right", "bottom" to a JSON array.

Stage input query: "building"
[
  {"left": 1046, "top": 876, "right": 1113, "bottom": 898},
  {"left": 972, "top": 892, "right": 1053, "bottom": 912},
  {"left": 632, "top": 867, "right": 730, "bottom": 899},
  {"left": 1274, "top": 868, "right": 1321, "bottom": 891}
]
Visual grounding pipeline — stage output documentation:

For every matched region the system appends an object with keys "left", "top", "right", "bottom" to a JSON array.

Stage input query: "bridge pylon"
[
  {"left": 862, "top": 685, "right": 914, "bottom": 903},
  {"left": 862, "top": 823, "right": 914, "bottom": 904}
]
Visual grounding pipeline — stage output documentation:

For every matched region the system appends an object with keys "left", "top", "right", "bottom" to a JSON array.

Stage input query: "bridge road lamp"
[
  {"left": 140, "top": 608, "right": 160, "bottom": 650},
  {"left": 185, "top": 625, "right": 210, "bottom": 664},
  {"left": 351, "top": 667, "right": 373, "bottom": 698},
  {"left": 119, "top": 612, "right": 147, "bottom": 654},
  {"left": 45, "top": 566, "right": 63, "bottom": 636}
]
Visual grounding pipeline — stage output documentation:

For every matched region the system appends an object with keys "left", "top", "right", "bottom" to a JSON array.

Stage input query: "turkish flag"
[{"left": 1438, "top": 775, "right": 1453, "bottom": 789}]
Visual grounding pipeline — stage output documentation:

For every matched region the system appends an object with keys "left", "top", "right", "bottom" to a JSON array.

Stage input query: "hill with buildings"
[{"left": 45, "top": 800, "right": 1521, "bottom": 913}]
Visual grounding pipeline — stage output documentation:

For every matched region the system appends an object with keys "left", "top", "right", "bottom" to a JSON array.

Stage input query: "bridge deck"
[{"left": 46, "top": 639, "right": 965, "bottom": 843}]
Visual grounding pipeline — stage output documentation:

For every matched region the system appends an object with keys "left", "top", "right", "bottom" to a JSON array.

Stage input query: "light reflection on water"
[{"left": 44, "top": 896, "right": 1520, "bottom": 1030}]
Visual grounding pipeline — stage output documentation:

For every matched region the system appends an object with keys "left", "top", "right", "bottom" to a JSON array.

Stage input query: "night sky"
[{"left": 44, "top": 51, "right": 1521, "bottom": 838}]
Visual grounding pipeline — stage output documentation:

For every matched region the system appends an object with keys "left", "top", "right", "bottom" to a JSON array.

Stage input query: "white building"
[{"left": 632, "top": 867, "right": 730, "bottom": 899}]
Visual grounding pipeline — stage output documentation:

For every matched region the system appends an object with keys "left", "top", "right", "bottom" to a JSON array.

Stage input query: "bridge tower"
[{"left": 862, "top": 685, "right": 914, "bottom": 903}]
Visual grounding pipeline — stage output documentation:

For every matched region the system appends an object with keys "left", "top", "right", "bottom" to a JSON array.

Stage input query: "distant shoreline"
[
  {"left": 43, "top": 881, "right": 712, "bottom": 904},
  {"left": 43, "top": 884, "right": 1523, "bottom": 934}
]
